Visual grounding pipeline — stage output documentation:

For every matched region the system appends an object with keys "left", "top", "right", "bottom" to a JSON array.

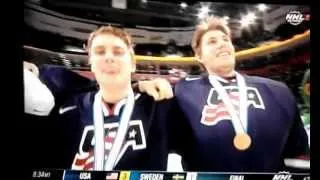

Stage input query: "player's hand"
[
  {"left": 138, "top": 78, "right": 174, "bottom": 101},
  {"left": 24, "top": 61, "right": 39, "bottom": 77}
]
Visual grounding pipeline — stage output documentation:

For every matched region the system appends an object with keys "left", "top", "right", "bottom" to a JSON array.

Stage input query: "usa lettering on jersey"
[
  {"left": 71, "top": 120, "right": 146, "bottom": 170},
  {"left": 201, "top": 86, "right": 265, "bottom": 126}
]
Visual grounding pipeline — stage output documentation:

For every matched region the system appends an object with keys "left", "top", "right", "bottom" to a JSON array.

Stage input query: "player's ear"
[
  {"left": 129, "top": 46, "right": 136, "bottom": 73},
  {"left": 195, "top": 48, "right": 203, "bottom": 63},
  {"left": 84, "top": 43, "right": 92, "bottom": 65}
]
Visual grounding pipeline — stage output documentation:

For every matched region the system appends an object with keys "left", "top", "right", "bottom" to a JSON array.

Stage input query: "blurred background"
[{"left": 24, "top": 0, "right": 310, "bottom": 171}]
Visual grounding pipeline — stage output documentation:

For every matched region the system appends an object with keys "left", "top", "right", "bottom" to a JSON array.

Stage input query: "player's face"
[
  {"left": 198, "top": 30, "right": 235, "bottom": 75},
  {"left": 89, "top": 34, "right": 135, "bottom": 87}
]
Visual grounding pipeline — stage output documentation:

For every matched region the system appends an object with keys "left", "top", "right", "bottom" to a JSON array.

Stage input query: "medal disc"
[{"left": 233, "top": 133, "right": 251, "bottom": 151}]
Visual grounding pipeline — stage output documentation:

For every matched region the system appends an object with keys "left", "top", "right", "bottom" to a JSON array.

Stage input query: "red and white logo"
[
  {"left": 72, "top": 120, "right": 146, "bottom": 170},
  {"left": 201, "top": 86, "right": 265, "bottom": 126}
]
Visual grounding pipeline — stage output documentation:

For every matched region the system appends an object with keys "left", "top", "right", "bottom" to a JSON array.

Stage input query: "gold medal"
[{"left": 233, "top": 133, "right": 251, "bottom": 151}]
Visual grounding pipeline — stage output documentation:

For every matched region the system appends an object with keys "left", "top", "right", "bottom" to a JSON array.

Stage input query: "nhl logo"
[{"left": 286, "top": 10, "right": 304, "bottom": 25}]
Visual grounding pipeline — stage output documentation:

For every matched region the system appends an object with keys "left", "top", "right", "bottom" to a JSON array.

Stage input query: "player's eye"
[
  {"left": 94, "top": 47, "right": 105, "bottom": 55},
  {"left": 113, "top": 48, "right": 126, "bottom": 56},
  {"left": 223, "top": 36, "right": 230, "bottom": 42},
  {"left": 208, "top": 38, "right": 217, "bottom": 44}
]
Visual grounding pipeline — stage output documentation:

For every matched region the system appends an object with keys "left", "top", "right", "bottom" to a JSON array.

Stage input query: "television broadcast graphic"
[{"left": 24, "top": 0, "right": 310, "bottom": 179}]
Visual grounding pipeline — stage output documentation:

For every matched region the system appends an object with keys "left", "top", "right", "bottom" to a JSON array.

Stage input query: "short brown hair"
[
  {"left": 85, "top": 26, "right": 135, "bottom": 63},
  {"left": 192, "top": 16, "right": 231, "bottom": 54},
  {"left": 86, "top": 26, "right": 133, "bottom": 51}
]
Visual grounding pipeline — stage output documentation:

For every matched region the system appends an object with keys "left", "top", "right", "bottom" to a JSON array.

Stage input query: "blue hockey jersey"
[
  {"left": 29, "top": 65, "right": 173, "bottom": 171},
  {"left": 57, "top": 91, "right": 172, "bottom": 171},
  {"left": 27, "top": 65, "right": 97, "bottom": 169},
  {"left": 170, "top": 74, "right": 309, "bottom": 172}
]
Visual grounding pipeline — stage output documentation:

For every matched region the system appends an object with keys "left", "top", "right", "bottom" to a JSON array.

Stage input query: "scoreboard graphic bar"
[{"left": 30, "top": 169, "right": 310, "bottom": 180}]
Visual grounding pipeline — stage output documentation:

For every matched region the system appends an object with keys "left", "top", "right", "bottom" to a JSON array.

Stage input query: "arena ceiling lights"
[
  {"left": 180, "top": 2, "right": 188, "bottom": 9},
  {"left": 240, "top": 12, "right": 257, "bottom": 28},
  {"left": 197, "top": 7, "right": 209, "bottom": 19},
  {"left": 257, "top": 4, "right": 268, "bottom": 12}
]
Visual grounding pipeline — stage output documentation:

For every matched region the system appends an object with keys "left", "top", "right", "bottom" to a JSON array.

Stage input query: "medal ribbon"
[
  {"left": 208, "top": 72, "right": 248, "bottom": 134},
  {"left": 93, "top": 88, "right": 135, "bottom": 170}
]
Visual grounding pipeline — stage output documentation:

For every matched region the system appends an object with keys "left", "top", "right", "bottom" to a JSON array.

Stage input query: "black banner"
[{"left": 29, "top": 169, "right": 310, "bottom": 180}]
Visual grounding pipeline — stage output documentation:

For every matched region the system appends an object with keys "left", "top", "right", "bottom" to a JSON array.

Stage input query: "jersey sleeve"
[
  {"left": 282, "top": 102, "right": 310, "bottom": 171},
  {"left": 38, "top": 65, "right": 97, "bottom": 114},
  {"left": 167, "top": 83, "right": 194, "bottom": 170},
  {"left": 39, "top": 65, "right": 96, "bottom": 98},
  {"left": 265, "top": 80, "right": 310, "bottom": 171}
]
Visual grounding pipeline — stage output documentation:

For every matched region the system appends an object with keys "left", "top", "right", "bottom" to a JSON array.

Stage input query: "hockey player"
[
  {"left": 168, "top": 16, "right": 310, "bottom": 172},
  {"left": 24, "top": 26, "right": 174, "bottom": 171}
]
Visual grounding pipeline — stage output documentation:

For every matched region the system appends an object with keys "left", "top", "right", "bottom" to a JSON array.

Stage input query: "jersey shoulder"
[
  {"left": 175, "top": 75, "right": 204, "bottom": 92},
  {"left": 245, "top": 75, "right": 289, "bottom": 90},
  {"left": 245, "top": 75, "right": 294, "bottom": 100}
]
